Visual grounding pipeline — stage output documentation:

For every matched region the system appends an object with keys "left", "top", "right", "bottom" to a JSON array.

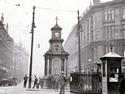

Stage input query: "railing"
[{"left": 70, "top": 72, "right": 102, "bottom": 94}]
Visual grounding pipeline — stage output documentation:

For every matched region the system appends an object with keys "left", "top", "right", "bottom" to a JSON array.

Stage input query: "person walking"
[
  {"left": 37, "top": 77, "right": 42, "bottom": 89},
  {"left": 23, "top": 74, "right": 28, "bottom": 88},
  {"left": 33, "top": 76, "right": 38, "bottom": 88},
  {"left": 59, "top": 71, "right": 67, "bottom": 94},
  {"left": 119, "top": 74, "right": 125, "bottom": 94}
]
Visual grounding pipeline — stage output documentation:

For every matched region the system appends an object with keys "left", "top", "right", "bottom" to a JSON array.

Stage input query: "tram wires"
[
  {"left": 36, "top": 6, "right": 77, "bottom": 13},
  {"left": 35, "top": 0, "right": 76, "bottom": 13}
]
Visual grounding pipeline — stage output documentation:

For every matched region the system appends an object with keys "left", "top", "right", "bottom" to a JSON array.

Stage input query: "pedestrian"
[
  {"left": 37, "top": 77, "right": 42, "bottom": 89},
  {"left": 51, "top": 75, "right": 55, "bottom": 89},
  {"left": 59, "top": 71, "right": 67, "bottom": 94},
  {"left": 23, "top": 74, "right": 28, "bottom": 88},
  {"left": 119, "top": 74, "right": 125, "bottom": 94},
  {"left": 33, "top": 76, "right": 38, "bottom": 88},
  {"left": 55, "top": 74, "right": 59, "bottom": 91}
]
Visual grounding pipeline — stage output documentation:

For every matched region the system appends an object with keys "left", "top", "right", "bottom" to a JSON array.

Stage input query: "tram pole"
[
  {"left": 28, "top": 6, "right": 35, "bottom": 89},
  {"left": 77, "top": 10, "right": 81, "bottom": 74}
]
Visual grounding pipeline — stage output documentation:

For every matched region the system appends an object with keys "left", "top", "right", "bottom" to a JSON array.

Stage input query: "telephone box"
[{"left": 100, "top": 52, "right": 123, "bottom": 94}]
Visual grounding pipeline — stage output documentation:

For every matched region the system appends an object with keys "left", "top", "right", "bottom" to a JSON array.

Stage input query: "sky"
[{"left": 0, "top": 0, "right": 111, "bottom": 77}]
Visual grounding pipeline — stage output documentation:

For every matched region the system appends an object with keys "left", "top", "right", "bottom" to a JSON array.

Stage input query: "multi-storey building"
[
  {"left": 0, "top": 14, "right": 29, "bottom": 81},
  {"left": 13, "top": 44, "right": 29, "bottom": 81},
  {"left": 0, "top": 14, "right": 14, "bottom": 80},
  {"left": 64, "top": 0, "right": 125, "bottom": 74}
]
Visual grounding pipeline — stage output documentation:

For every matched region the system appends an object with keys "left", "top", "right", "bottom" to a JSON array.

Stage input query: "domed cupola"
[{"left": 51, "top": 23, "right": 62, "bottom": 31}]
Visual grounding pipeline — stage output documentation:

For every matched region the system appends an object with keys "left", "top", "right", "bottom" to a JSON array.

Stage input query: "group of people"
[
  {"left": 23, "top": 75, "right": 43, "bottom": 89},
  {"left": 23, "top": 71, "right": 67, "bottom": 94},
  {"left": 48, "top": 71, "right": 67, "bottom": 94},
  {"left": 23, "top": 73, "right": 125, "bottom": 94}
]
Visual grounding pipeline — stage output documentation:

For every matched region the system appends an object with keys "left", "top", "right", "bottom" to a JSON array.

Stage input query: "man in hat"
[
  {"left": 119, "top": 73, "right": 125, "bottom": 94},
  {"left": 23, "top": 74, "right": 28, "bottom": 88},
  {"left": 59, "top": 71, "right": 67, "bottom": 94}
]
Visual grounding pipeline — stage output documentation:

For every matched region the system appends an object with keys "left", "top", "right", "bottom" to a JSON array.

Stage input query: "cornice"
[{"left": 49, "top": 39, "right": 64, "bottom": 43}]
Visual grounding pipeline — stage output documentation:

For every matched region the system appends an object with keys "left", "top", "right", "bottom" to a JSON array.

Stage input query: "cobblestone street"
[{"left": 0, "top": 83, "right": 71, "bottom": 94}]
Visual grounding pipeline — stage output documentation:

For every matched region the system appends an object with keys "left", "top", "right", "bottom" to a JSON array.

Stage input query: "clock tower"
[{"left": 44, "top": 19, "right": 69, "bottom": 77}]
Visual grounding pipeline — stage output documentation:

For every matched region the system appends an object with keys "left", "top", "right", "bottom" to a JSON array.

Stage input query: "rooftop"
[
  {"left": 51, "top": 24, "right": 62, "bottom": 31},
  {"left": 100, "top": 52, "right": 122, "bottom": 59}
]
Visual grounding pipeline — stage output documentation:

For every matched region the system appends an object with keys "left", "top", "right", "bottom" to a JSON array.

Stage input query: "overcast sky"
[{"left": 0, "top": 0, "right": 111, "bottom": 76}]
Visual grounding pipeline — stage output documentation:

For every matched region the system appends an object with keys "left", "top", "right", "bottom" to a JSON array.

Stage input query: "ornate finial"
[
  {"left": 6, "top": 23, "right": 9, "bottom": 31},
  {"left": 55, "top": 16, "right": 58, "bottom": 24},
  {"left": 1, "top": 13, "right": 4, "bottom": 24},
  {"left": 110, "top": 45, "right": 113, "bottom": 52}
]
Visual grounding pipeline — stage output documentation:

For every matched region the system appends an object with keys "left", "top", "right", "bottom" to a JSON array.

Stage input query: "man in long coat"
[
  {"left": 119, "top": 74, "right": 125, "bottom": 94},
  {"left": 23, "top": 74, "right": 28, "bottom": 88},
  {"left": 59, "top": 71, "right": 66, "bottom": 94}
]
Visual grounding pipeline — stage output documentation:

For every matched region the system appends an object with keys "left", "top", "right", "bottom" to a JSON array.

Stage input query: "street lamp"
[{"left": 28, "top": 6, "right": 36, "bottom": 89}]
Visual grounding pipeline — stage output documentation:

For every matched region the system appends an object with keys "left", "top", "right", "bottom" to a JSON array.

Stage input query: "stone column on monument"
[
  {"left": 65, "top": 58, "right": 68, "bottom": 76},
  {"left": 49, "top": 58, "right": 52, "bottom": 74},
  {"left": 47, "top": 59, "right": 50, "bottom": 76},
  {"left": 61, "top": 58, "right": 64, "bottom": 71},
  {"left": 44, "top": 58, "right": 47, "bottom": 76}
]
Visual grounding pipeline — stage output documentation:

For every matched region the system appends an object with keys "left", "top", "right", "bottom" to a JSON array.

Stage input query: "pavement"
[{"left": 0, "top": 83, "right": 71, "bottom": 94}]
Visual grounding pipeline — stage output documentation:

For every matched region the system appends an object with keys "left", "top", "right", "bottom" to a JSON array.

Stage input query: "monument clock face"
[{"left": 54, "top": 32, "right": 59, "bottom": 38}]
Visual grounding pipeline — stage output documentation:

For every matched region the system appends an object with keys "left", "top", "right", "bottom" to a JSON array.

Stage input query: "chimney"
[
  {"left": 113, "top": 0, "right": 124, "bottom": 1},
  {"left": 93, "top": 0, "right": 100, "bottom": 5},
  {"left": 6, "top": 23, "right": 9, "bottom": 32},
  {"left": 1, "top": 13, "right": 4, "bottom": 24}
]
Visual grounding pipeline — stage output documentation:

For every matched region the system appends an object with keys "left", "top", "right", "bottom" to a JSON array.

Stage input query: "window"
[
  {"left": 104, "top": 10, "right": 114, "bottom": 21},
  {"left": 104, "top": 11, "right": 108, "bottom": 21},
  {"left": 84, "top": 32, "right": 86, "bottom": 44},
  {"left": 109, "top": 62, "right": 119, "bottom": 78},
  {"left": 103, "top": 62, "right": 106, "bottom": 77},
  {"left": 91, "top": 30, "right": 93, "bottom": 42},
  {"left": 87, "top": 20, "right": 89, "bottom": 31},
  {"left": 55, "top": 44, "right": 59, "bottom": 51},
  {"left": 122, "top": 24, "right": 125, "bottom": 30},
  {"left": 87, "top": 32, "right": 89, "bottom": 43},
  {"left": 105, "top": 45, "right": 115, "bottom": 53},
  {"left": 108, "top": 11, "right": 111, "bottom": 20},
  {"left": 55, "top": 45, "right": 59, "bottom": 47},
  {"left": 90, "top": 16, "right": 93, "bottom": 27},
  {"left": 122, "top": 8, "right": 125, "bottom": 19},
  {"left": 104, "top": 26, "right": 115, "bottom": 39},
  {"left": 85, "top": 21, "right": 87, "bottom": 31},
  {"left": 111, "top": 10, "right": 114, "bottom": 20}
]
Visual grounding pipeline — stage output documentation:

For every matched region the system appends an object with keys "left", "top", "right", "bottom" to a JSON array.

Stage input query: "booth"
[{"left": 100, "top": 51, "right": 123, "bottom": 94}]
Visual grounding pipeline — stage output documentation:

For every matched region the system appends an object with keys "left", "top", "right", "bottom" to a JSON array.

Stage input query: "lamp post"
[
  {"left": 77, "top": 10, "right": 81, "bottom": 74},
  {"left": 28, "top": 6, "right": 35, "bottom": 89}
]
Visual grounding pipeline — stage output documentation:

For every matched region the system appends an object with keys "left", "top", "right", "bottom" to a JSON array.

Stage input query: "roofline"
[
  {"left": 44, "top": 53, "right": 69, "bottom": 57},
  {"left": 49, "top": 39, "right": 64, "bottom": 43},
  {"left": 51, "top": 28, "right": 62, "bottom": 31},
  {"left": 100, "top": 55, "right": 123, "bottom": 59},
  {"left": 51, "top": 24, "right": 62, "bottom": 31},
  {"left": 81, "top": 0, "right": 125, "bottom": 20},
  {"left": 93, "top": 0, "right": 125, "bottom": 8}
]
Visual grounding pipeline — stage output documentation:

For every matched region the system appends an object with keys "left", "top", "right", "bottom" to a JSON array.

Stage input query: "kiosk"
[{"left": 100, "top": 51, "right": 123, "bottom": 94}]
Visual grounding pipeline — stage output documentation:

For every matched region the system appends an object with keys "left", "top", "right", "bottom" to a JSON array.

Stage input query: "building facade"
[
  {"left": 0, "top": 14, "right": 29, "bottom": 81},
  {"left": 0, "top": 14, "right": 14, "bottom": 80},
  {"left": 64, "top": 0, "right": 125, "bottom": 74},
  {"left": 13, "top": 44, "right": 29, "bottom": 81}
]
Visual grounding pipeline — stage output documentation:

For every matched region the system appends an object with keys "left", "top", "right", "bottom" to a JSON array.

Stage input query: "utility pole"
[
  {"left": 28, "top": 6, "right": 35, "bottom": 88},
  {"left": 77, "top": 10, "right": 81, "bottom": 74}
]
